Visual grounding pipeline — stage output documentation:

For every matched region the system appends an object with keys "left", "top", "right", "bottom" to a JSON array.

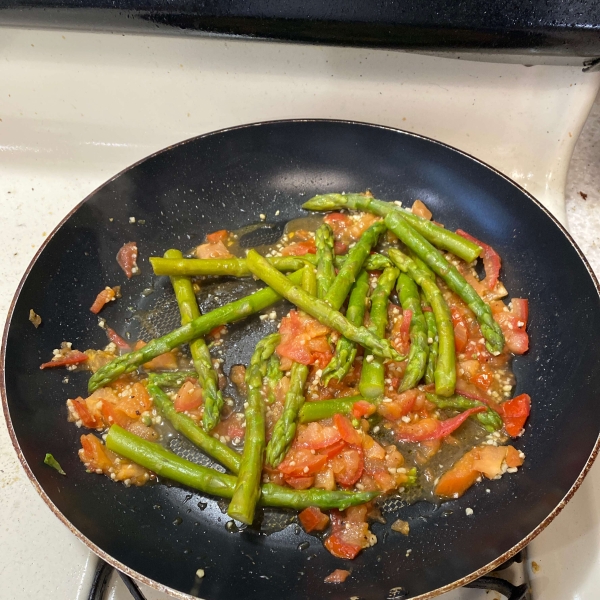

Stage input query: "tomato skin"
[
  {"left": 281, "top": 240, "right": 317, "bottom": 256},
  {"left": 116, "top": 242, "right": 138, "bottom": 278},
  {"left": 206, "top": 229, "right": 229, "bottom": 244},
  {"left": 500, "top": 394, "right": 531, "bottom": 437},
  {"left": 456, "top": 229, "right": 501, "bottom": 290},
  {"left": 133, "top": 340, "right": 179, "bottom": 371},
  {"left": 298, "top": 507, "right": 330, "bottom": 532},
  {"left": 396, "top": 407, "right": 486, "bottom": 442},
  {"left": 318, "top": 439, "right": 347, "bottom": 460},
  {"left": 106, "top": 327, "right": 131, "bottom": 351},
  {"left": 69, "top": 397, "right": 102, "bottom": 428},
  {"left": 40, "top": 350, "right": 88, "bottom": 369},
  {"left": 333, "top": 414, "right": 363, "bottom": 446}
]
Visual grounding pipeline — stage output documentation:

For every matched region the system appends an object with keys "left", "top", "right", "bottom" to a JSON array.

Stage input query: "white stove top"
[{"left": 1, "top": 26, "right": 599, "bottom": 600}]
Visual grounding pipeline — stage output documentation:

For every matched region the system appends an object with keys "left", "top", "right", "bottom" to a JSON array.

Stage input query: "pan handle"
[{"left": 88, "top": 560, "right": 147, "bottom": 600}]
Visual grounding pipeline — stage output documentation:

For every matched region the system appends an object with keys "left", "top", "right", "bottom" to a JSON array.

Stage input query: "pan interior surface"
[{"left": 3, "top": 120, "right": 600, "bottom": 600}]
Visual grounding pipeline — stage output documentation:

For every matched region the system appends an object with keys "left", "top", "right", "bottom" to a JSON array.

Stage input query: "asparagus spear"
[
  {"left": 299, "top": 395, "right": 364, "bottom": 423},
  {"left": 324, "top": 220, "right": 387, "bottom": 310},
  {"left": 147, "top": 380, "right": 242, "bottom": 474},
  {"left": 228, "top": 334, "right": 280, "bottom": 524},
  {"left": 245, "top": 250, "right": 403, "bottom": 362},
  {"left": 421, "top": 294, "right": 439, "bottom": 386},
  {"left": 265, "top": 354, "right": 282, "bottom": 404},
  {"left": 425, "top": 393, "right": 503, "bottom": 433},
  {"left": 315, "top": 223, "right": 336, "bottom": 300},
  {"left": 150, "top": 253, "right": 391, "bottom": 278},
  {"left": 302, "top": 193, "right": 482, "bottom": 263},
  {"left": 388, "top": 249, "right": 456, "bottom": 396},
  {"left": 106, "top": 425, "right": 378, "bottom": 510},
  {"left": 148, "top": 371, "right": 198, "bottom": 388},
  {"left": 384, "top": 212, "right": 504, "bottom": 355},
  {"left": 88, "top": 269, "right": 305, "bottom": 393},
  {"left": 397, "top": 272, "right": 429, "bottom": 392},
  {"left": 150, "top": 255, "right": 307, "bottom": 277},
  {"left": 359, "top": 267, "right": 399, "bottom": 399},
  {"left": 321, "top": 271, "right": 370, "bottom": 385},
  {"left": 165, "top": 249, "right": 224, "bottom": 432},
  {"left": 265, "top": 266, "right": 316, "bottom": 467}
]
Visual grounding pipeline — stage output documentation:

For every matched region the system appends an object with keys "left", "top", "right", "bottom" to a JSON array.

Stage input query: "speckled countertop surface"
[{"left": 567, "top": 92, "right": 600, "bottom": 274}]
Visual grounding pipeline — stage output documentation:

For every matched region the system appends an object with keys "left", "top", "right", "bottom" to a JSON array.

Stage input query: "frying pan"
[{"left": 2, "top": 120, "right": 600, "bottom": 600}]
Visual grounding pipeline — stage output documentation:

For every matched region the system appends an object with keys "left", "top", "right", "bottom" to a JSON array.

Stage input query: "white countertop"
[{"left": 1, "top": 26, "right": 599, "bottom": 600}]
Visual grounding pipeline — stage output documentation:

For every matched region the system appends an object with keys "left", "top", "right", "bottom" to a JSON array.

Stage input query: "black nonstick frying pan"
[{"left": 3, "top": 120, "right": 600, "bottom": 600}]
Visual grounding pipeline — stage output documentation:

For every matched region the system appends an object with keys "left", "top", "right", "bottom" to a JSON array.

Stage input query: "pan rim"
[{"left": 2, "top": 117, "right": 599, "bottom": 600}]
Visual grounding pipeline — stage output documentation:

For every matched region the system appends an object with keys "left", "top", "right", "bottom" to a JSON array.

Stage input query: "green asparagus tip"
[{"left": 44, "top": 453, "right": 66, "bottom": 475}]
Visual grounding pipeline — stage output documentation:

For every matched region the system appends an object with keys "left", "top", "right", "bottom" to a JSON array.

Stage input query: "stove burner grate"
[{"left": 89, "top": 551, "right": 530, "bottom": 600}]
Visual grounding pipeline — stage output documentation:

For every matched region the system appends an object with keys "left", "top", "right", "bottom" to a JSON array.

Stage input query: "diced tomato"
[
  {"left": 456, "top": 229, "right": 501, "bottom": 291},
  {"left": 196, "top": 240, "right": 233, "bottom": 259},
  {"left": 90, "top": 286, "right": 118, "bottom": 314},
  {"left": 396, "top": 407, "right": 485, "bottom": 442},
  {"left": 451, "top": 308, "right": 469, "bottom": 353},
  {"left": 79, "top": 434, "right": 114, "bottom": 471},
  {"left": 334, "top": 241, "right": 348, "bottom": 255},
  {"left": 324, "top": 212, "right": 352, "bottom": 229},
  {"left": 299, "top": 507, "right": 330, "bottom": 532},
  {"left": 352, "top": 400, "right": 376, "bottom": 419},
  {"left": 333, "top": 414, "right": 363, "bottom": 447},
  {"left": 116, "top": 242, "right": 138, "bottom": 278},
  {"left": 500, "top": 394, "right": 531, "bottom": 437},
  {"left": 434, "top": 449, "right": 479, "bottom": 498},
  {"left": 212, "top": 414, "right": 245, "bottom": 441},
  {"left": 284, "top": 475, "right": 315, "bottom": 489},
  {"left": 318, "top": 439, "right": 348, "bottom": 460},
  {"left": 106, "top": 327, "right": 131, "bottom": 350},
  {"left": 206, "top": 229, "right": 229, "bottom": 244},
  {"left": 296, "top": 423, "right": 342, "bottom": 450},
  {"left": 324, "top": 569, "right": 351, "bottom": 584},
  {"left": 325, "top": 533, "right": 362, "bottom": 560},
  {"left": 412, "top": 199, "right": 432, "bottom": 220},
  {"left": 100, "top": 402, "right": 132, "bottom": 428},
  {"left": 174, "top": 381, "right": 204, "bottom": 412},
  {"left": 331, "top": 447, "right": 364, "bottom": 486},
  {"left": 278, "top": 449, "right": 328, "bottom": 477},
  {"left": 377, "top": 389, "right": 418, "bottom": 421},
  {"left": 281, "top": 240, "right": 317, "bottom": 256},
  {"left": 277, "top": 310, "right": 331, "bottom": 366},
  {"left": 133, "top": 340, "right": 179, "bottom": 370},
  {"left": 435, "top": 444, "right": 524, "bottom": 498},
  {"left": 69, "top": 397, "right": 102, "bottom": 428},
  {"left": 40, "top": 350, "right": 88, "bottom": 369},
  {"left": 490, "top": 300, "right": 529, "bottom": 355},
  {"left": 511, "top": 298, "right": 529, "bottom": 323},
  {"left": 324, "top": 509, "right": 371, "bottom": 559},
  {"left": 470, "top": 363, "right": 494, "bottom": 392}
]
